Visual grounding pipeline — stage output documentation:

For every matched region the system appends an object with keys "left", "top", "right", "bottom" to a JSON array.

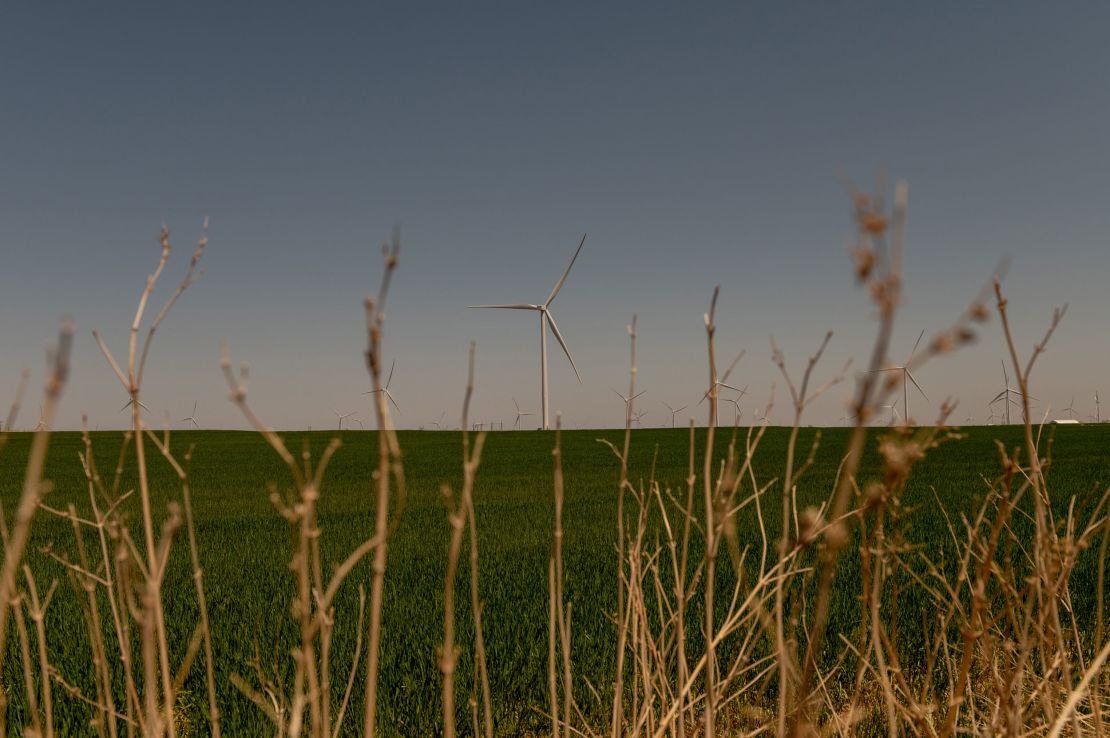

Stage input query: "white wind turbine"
[
  {"left": 363, "top": 359, "right": 401, "bottom": 413},
  {"left": 613, "top": 387, "right": 646, "bottom": 427},
  {"left": 1064, "top": 396, "right": 1080, "bottom": 421},
  {"left": 724, "top": 395, "right": 744, "bottom": 426},
  {"left": 469, "top": 234, "right": 586, "bottom": 430},
  {"left": 879, "top": 401, "right": 901, "bottom": 427},
  {"left": 662, "top": 401, "right": 687, "bottom": 428},
  {"left": 698, "top": 351, "right": 745, "bottom": 427},
  {"left": 334, "top": 408, "right": 356, "bottom": 431},
  {"left": 988, "top": 360, "right": 1032, "bottom": 425},
  {"left": 512, "top": 397, "right": 534, "bottom": 430},
  {"left": 873, "top": 329, "right": 929, "bottom": 425},
  {"left": 1093, "top": 391, "right": 1102, "bottom": 423},
  {"left": 632, "top": 408, "right": 648, "bottom": 428},
  {"left": 34, "top": 404, "right": 49, "bottom": 432},
  {"left": 181, "top": 401, "right": 200, "bottom": 429}
]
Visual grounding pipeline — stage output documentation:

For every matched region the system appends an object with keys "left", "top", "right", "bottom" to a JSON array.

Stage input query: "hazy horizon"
[{"left": 3, "top": 4, "right": 1109, "bottom": 431}]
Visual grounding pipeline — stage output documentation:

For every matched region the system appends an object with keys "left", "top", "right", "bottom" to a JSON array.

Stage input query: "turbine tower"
[{"left": 469, "top": 234, "right": 586, "bottom": 430}]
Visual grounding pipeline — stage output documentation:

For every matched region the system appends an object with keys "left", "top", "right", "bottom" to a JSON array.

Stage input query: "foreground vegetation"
[{"left": 2, "top": 183, "right": 1109, "bottom": 736}]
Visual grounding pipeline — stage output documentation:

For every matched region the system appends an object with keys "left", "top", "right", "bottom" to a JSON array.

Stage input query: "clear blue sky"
[{"left": 2, "top": 3, "right": 1108, "bottom": 429}]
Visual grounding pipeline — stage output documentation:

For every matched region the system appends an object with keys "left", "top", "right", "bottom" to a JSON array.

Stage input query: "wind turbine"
[
  {"left": 723, "top": 395, "right": 744, "bottom": 426},
  {"left": 34, "top": 404, "right": 49, "bottom": 432},
  {"left": 632, "top": 408, "right": 648, "bottom": 428},
  {"left": 988, "top": 360, "right": 1032, "bottom": 425},
  {"left": 431, "top": 411, "right": 446, "bottom": 430},
  {"left": 879, "top": 401, "right": 901, "bottom": 427},
  {"left": 181, "top": 401, "right": 199, "bottom": 429},
  {"left": 334, "top": 409, "right": 356, "bottom": 431},
  {"left": 613, "top": 387, "right": 646, "bottom": 427},
  {"left": 468, "top": 234, "right": 586, "bottom": 430},
  {"left": 698, "top": 351, "right": 745, "bottom": 427},
  {"left": 1094, "top": 391, "right": 1102, "bottom": 423},
  {"left": 363, "top": 359, "right": 401, "bottom": 413},
  {"left": 512, "top": 397, "right": 535, "bottom": 430},
  {"left": 1064, "top": 396, "right": 1080, "bottom": 421},
  {"left": 662, "top": 401, "right": 687, "bottom": 428},
  {"left": 873, "top": 329, "right": 929, "bottom": 425}
]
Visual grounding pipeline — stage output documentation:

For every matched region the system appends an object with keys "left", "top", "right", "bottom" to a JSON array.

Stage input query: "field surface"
[{"left": 2, "top": 424, "right": 1108, "bottom": 735}]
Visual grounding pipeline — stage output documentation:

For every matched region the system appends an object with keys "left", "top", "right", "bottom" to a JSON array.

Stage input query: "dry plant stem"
[
  {"left": 363, "top": 233, "right": 401, "bottom": 738},
  {"left": 441, "top": 342, "right": 489, "bottom": 738},
  {"left": 793, "top": 185, "right": 909, "bottom": 732},
  {"left": 146, "top": 432, "right": 221, "bottom": 738},
  {"left": 611, "top": 315, "right": 637, "bottom": 738},
  {"left": 992, "top": 281, "right": 1080, "bottom": 738},
  {"left": 23, "top": 569, "right": 55, "bottom": 738},
  {"left": 552, "top": 416, "right": 573, "bottom": 738},
  {"left": 0, "top": 321, "right": 71, "bottom": 736},
  {"left": 92, "top": 224, "right": 207, "bottom": 738},
  {"left": 770, "top": 331, "right": 836, "bottom": 735},
  {"left": 461, "top": 344, "right": 494, "bottom": 738},
  {"left": 702, "top": 288, "right": 721, "bottom": 738}
]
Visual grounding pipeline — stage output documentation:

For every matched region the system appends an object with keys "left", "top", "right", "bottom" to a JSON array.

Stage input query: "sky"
[{"left": 2, "top": 3, "right": 1109, "bottom": 430}]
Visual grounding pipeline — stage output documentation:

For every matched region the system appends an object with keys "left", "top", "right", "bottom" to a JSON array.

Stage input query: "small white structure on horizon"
[{"left": 1050, "top": 418, "right": 1081, "bottom": 425}]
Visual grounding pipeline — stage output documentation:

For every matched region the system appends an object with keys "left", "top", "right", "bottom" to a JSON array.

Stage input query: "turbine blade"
[
  {"left": 386, "top": 359, "right": 395, "bottom": 388},
  {"left": 911, "top": 329, "right": 925, "bottom": 354},
  {"left": 545, "top": 233, "right": 587, "bottom": 307},
  {"left": 720, "top": 350, "right": 745, "bottom": 383},
  {"left": 468, "top": 304, "right": 542, "bottom": 310},
  {"left": 545, "top": 311, "right": 581, "bottom": 382},
  {"left": 988, "top": 390, "right": 1008, "bottom": 405},
  {"left": 905, "top": 370, "right": 929, "bottom": 402},
  {"left": 385, "top": 390, "right": 401, "bottom": 414}
]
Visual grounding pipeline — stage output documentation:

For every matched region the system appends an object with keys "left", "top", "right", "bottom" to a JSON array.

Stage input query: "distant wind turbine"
[
  {"left": 1064, "top": 396, "right": 1080, "bottom": 421},
  {"left": 334, "top": 408, "right": 356, "bottom": 431},
  {"left": 699, "top": 351, "right": 745, "bottom": 427},
  {"left": 723, "top": 395, "right": 744, "bottom": 426},
  {"left": 872, "top": 329, "right": 929, "bottom": 425},
  {"left": 879, "top": 401, "right": 901, "bottom": 427},
  {"left": 1094, "top": 391, "right": 1102, "bottom": 423},
  {"left": 612, "top": 387, "right": 646, "bottom": 427},
  {"left": 181, "top": 401, "right": 199, "bottom": 429},
  {"left": 34, "top": 404, "right": 49, "bottom": 432},
  {"left": 988, "top": 360, "right": 1033, "bottom": 425},
  {"left": 468, "top": 234, "right": 586, "bottom": 430},
  {"left": 363, "top": 359, "right": 401, "bottom": 413},
  {"left": 662, "top": 401, "right": 687, "bottom": 428},
  {"left": 632, "top": 408, "right": 648, "bottom": 428},
  {"left": 512, "top": 397, "right": 535, "bottom": 430}
]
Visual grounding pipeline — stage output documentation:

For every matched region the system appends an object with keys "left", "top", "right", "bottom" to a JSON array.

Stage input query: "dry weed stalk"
[
  {"left": 218, "top": 233, "right": 403, "bottom": 738},
  {"left": 440, "top": 341, "right": 493, "bottom": 738}
]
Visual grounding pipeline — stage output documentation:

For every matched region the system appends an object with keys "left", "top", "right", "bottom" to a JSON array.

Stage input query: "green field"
[{"left": 2, "top": 424, "right": 1108, "bottom": 735}]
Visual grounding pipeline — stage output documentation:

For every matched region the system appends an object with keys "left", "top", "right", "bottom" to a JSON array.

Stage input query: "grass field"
[{"left": 2, "top": 422, "right": 1107, "bottom": 735}]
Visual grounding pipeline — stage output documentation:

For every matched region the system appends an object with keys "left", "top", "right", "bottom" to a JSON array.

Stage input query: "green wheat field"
[{"left": 2, "top": 424, "right": 1106, "bottom": 735}]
